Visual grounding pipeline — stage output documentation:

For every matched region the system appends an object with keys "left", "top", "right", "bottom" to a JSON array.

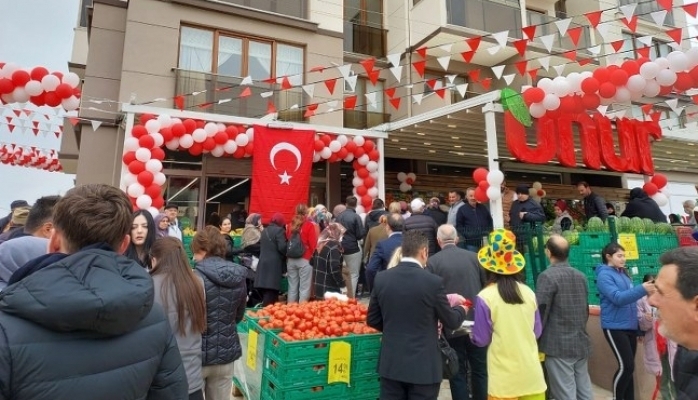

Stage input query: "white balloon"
[
  {"left": 537, "top": 78, "right": 553, "bottom": 93},
  {"left": 62, "top": 72, "right": 81, "bottom": 88},
  {"left": 487, "top": 170, "right": 505, "bottom": 186},
  {"left": 337, "top": 135, "right": 348, "bottom": 145},
  {"left": 153, "top": 172, "right": 167, "bottom": 186},
  {"left": 656, "top": 69, "right": 677, "bottom": 86},
  {"left": 122, "top": 173, "right": 138, "bottom": 187},
  {"left": 614, "top": 87, "right": 631, "bottom": 103},
  {"left": 529, "top": 103, "right": 546, "bottom": 118},
  {"left": 397, "top": 172, "right": 407, "bottom": 182},
  {"left": 357, "top": 154, "right": 370, "bottom": 166},
  {"left": 204, "top": 122, "right": 218, "bottom": 137},
  {"left": 532, "top": 181, "right": 543, "bottom": 190},
  {"left": 192, "top": 128, "right": 207, "bottom": 143},
  {"left": 320, "top": 147, "right": 332, "bottom": 159},
  {"left": 343, "top": 154, "right": 354, "bottom": 162},
  {"left": 655, "top": 57, "right": 670, "bottom": 70},
  {"left": 24, "top": 80, "right": 42, "bottom": 96},
  {"left": 580, "top": 71, "right": 594, "bottom": 80},
  {"left": 223, "top": 140, "right": 238, "bottom": 154},
  {"left": 124, "top": 137, "right": 140, "bottom": 152},
  {"left": 643, "top": 80, "right": 661, "bottom": 97},
  {"left": 145, "top": 119, "right": 161, "bottom": 134},
  {"left": 355, "top": 206, "right": 365, "bottom": 215},
  {"left": 156, "top": 114, "right": 172, "bottom": 128},
  {"left": 352, "top": 177, "right": 363, "bottom": 187},
  {"left": 652, "top": 192, "right": 669, "bottom": 207},
  {"left": 406, "top": 172, "right": 417, "bottom": 182},
  {"left": 150, "top": 133, "right": 164, "bottom": 148},
  {"left": 61, "top": 96, "right": 80, "bottom": 111},
  {"left": 566, "top": 72, "right": 582, "bottom": 93},
  {"left": 367, "top": 187, "right": 378, "bottom": 198},
  {"left": 147, "top": 207, "right": 160, "bottom": 218},
  {"left": 542, "top": 94, "right": 561, "bottom": 111},
  {"left": 353, "top": 135, "right": 365, "bottom": 146},
  {"left": 329, "top": 140, "right": 341, "bottom": 153},
  {"left": 487, "top": 186, "right": 501, "bottom": 200},
  {"left": 12, "top": 87, "right": 29, "bottom": 103},
  {"left": 136, "top": 194, "right": 153, "bottom": 210},
  {"left": 165, "top": 138, "right": 180, "bottom": 150},
  {"left": 41, "top": 74, "right": 60, "bottom": 91},
  {"left": 1, "top": 63, "right": 19, "bottom": 76},
  {"left": 399, "top": 182, "right": 411, "bottom": 192},
  {"left": 551, "top": 77, "right": 571, "bottom": 97},
  {"left": 135, "top": 148, "right": 151, "bottom": 162},
  {"left": 352, "top": 187, "right": 358, "bottom": 196},
  {"left": 639, "top": 62, "right": 660, "bottom": 80},
  {"left": 179, "top": 134, "right": 194, "bottom": 149},
  {"left": 145, "top": 159, "right": 162, "bottom": 173},
  {"left": 626, "top": 75, "right": 646, "bottom": 93},
  {"left": 369, "top": 171, "right": 379, "bottom": 179},
  {"left": 630, "top": 90, "right": 644, "bottom": 102},
  {"left": 246, "top": 127, "right": 254, "bottom": 141},
  {"left": 171, "top": 118, "right": 182, "bottom": 125},
  {"left": 668, "top": 51, "right": 689, "bottom": 72},
  {"left": 366, "top": 161, "right": 378, "bottom": 172},
  {"left": 235, "top": 133, "right": 249, "bottom": 147},
  {"left": 313, "top": 152, "right": 321, "bottom": 162},
  {"left": 686, "top": 47, "right": 698, "bottom": 68},
  {"left": 211, "top": 146, "right": 225, "bottom": 157},
  {"left": 127, "top": 183, "right": 145, "bottom": 198},
  {"left": 600, "top": 97, "right": 613, "bottom": 106},
  {"left": 216, "top": 123, "right": 226, "bottom": 131}
]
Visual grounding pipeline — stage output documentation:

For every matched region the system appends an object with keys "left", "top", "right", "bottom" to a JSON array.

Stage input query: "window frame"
[
  {"left": 344, "top": 0, "right": 383, "bottom": 28},
  {"left": 621, "top": 32, "right": 671, "bottom": 61}
]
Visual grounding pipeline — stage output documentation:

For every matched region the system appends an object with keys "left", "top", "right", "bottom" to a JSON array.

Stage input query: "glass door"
[{"left": 204, "top": 176, "right": 252, "bottom": 233}]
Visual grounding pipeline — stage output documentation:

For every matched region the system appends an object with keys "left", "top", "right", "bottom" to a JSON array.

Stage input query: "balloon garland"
[
  {"left": 122, "top": 114, "right": 380, "bottom": 214},
  {"left": 529, "top": 181, "right": 547, "bottom": 203},
  {"left": 396, "top": 172, "right": 417, "bottom": 192},
  {"left": 0, "top": 144, "right": 62, "bottom": 171},
  {"left": 646, "top": 173, "right": 670, "bottom": 206},
  {"left": 0, "top": 63, "right": 81, "bottom": 110}
]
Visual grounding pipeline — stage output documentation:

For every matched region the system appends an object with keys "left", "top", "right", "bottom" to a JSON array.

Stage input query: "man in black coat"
[
  {"left": 364, "top": 198, "right": 388, "bottom": 232},
  {"left": 509, "top": 184, "right": 546, "bottom": 253},
  {"left": 456, "top": 188, "right": 494, "bottom": 252},
  {"left": 425, "top": 197, "right": 447, "bottom": 226},
  {"left": 0, "top": 184, "right": 187, "bottom": 400},
  {"left": 427, "top": 224, "right": 488, "bottom": 400},
  {"left": 368, "top": 230, "right": 469, "bottom": 400},
  {"left": 404, "top": 198, "right": 439, "bottom": 256},
  {"left": 577, "top": 181, "right": 609, "bottom": 221},
  {"left": 621, "top": 187, "right": 667, "bottom": 223}
]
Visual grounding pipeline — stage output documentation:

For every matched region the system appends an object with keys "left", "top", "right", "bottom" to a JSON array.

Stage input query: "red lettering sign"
[{"left": 504, "top": 111, "right": 662, "bottom": 175}]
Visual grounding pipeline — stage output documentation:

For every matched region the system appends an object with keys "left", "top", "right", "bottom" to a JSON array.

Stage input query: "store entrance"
[{"left": 203, "top": 176, "right": 252, "bottom": 231}]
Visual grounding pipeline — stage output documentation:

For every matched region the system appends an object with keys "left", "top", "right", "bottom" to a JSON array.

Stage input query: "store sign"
[{"left": 504, "top": 111, "right": 662, "bottom": 174}]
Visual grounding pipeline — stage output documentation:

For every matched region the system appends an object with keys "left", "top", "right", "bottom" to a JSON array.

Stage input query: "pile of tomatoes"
[{"left": 247, "top": 298, "right": 379, "bottom": 342}]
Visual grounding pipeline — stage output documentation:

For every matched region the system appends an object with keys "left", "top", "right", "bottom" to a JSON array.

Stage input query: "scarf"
[{"left": 316, "top": 222, "right": 346, "bottom": 253}]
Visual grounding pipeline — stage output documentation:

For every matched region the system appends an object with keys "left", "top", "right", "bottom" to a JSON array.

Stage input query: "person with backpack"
[{"left": 286, "top": 204, "right": 318, "bottom": 303}]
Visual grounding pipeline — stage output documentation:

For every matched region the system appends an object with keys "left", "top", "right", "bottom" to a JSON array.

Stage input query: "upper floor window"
[
  {"left": 619, "top": 0, "right": 674, "bottom": 25},
  {"left": 79, "top": 0, "right": 93, "bottom": 27},
  {"left": 621, "top": 32, "right": 670, "bottom": 61},
  {"left": 216, "top": 0, "right": 308, "bottom": 20},
  {"left": 178, "top": 26, "right": 304, "bottom": 84},
  {"left": 345, "top": 0, "right": 383, "bottom": 28}
]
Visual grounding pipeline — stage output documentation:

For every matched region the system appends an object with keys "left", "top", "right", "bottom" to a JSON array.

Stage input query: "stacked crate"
[{"left": 570, "top": 232, "right": 609, "bottom": 306}]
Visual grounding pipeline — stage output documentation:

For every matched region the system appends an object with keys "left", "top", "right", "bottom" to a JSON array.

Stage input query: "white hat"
[{"left": 410, "top": 198, "right": 426, "bottom": 212}]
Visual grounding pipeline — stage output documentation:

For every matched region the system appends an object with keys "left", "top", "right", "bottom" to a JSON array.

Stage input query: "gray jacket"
[
  {"left": 0, "top": 236, "right": 48, "bottom": 291},
  {"left": 152, "top": 273, "right": 204, "bottom": 394}
]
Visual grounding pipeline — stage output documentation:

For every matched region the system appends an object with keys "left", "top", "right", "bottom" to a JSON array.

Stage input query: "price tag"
[
  {"left": 246, "top": 329, "right": 258, "bottom": 371},
  {"left": 617, "top": 233, "right": 639, "bottom": 260},
  {"left": 328, "top": 341, "right": 351, "bottom": 384}
]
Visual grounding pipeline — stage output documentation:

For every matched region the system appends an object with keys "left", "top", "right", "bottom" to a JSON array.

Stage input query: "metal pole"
[
  {"left": 483, "top": 101, "right": 504, "bottom": 228},
  {"left": 119, "top": 111, "right": 136, "bottom": 190}
]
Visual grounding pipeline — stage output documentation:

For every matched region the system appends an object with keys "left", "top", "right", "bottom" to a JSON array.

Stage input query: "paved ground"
[{"left": 435, "top": 380, "right": 613, "bottom": 399}]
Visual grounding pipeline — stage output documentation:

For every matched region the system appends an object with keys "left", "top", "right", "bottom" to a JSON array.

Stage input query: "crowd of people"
[{"left": 0, "top": 183, "right": 697, "bottom": 400}]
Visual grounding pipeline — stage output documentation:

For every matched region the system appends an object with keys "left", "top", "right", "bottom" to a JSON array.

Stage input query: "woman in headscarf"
[
  {"left": 255, "top": 213, "right": 287, "bottom": 306},
  {"left": 154, "top": 213, "right": 170, "bottom": 239},
  {"left": 312, "top": 222, "right": 346, "bottom": 299},
  {"left": 241, "top": 213, "right": 263, "bottom": 258},
  {"left": 552, "top": 200, "right": 573, "bottom": 234},
  {"left": 311, "top": 204, "right": 332, "bottom": 232}
]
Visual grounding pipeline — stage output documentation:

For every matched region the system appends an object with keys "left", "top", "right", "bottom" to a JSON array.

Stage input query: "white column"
[
  {"left": 483, "top": 102, "right": 504, "bottom": 229},
  {"left": 377, "top": 136, "right": 386, "bottom": 202},
  {"left": 119, "top": 111, "right": 136, "bottom": 190}
]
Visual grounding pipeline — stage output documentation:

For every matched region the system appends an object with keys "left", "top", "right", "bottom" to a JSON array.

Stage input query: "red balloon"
[
  {"left": 352, "top": 161, "right": 361, "bottom": 170},
  {"left": 320, "top": 135, "right": 332, "bottom": 145},
  {"left": 52, "top": 72, "right": 63, "bottom": 80},
  {"left": 138, "top": 114, "right": 155, "bottom": 125},
  {"left": 44, "top": 91, "right": 61, "bottom": 107},
  {"left": 651, "top": 173, "right": 668, "bottom": 189},
  {"left": 581, "top": 93, "right": 600, "bottom": 110},
  {"left": 592, "top": 67, "right": 610, "bottom": 83},
  {"left": 151, "top": 196, "right": 164, "bottom": 210},
  {"left": 643, "top": 182, "right": 659, "bottom": 196},
  {"left": 138, "top": 135, "right": 155, "bottom": 149},
  {"left": 598, "top": 82, "right": 616, "bottom": 98},
  {"left": 581, "top": 78, "right": 600, "bottom": 94},
  {"left": 55, "top": 83, "right": 73, "bottom": 99},
  {"left": 478, "top": 180, "right": 489, "bottom": 191},
  {"left": 472, "top": 167, "right": 489, "bottom": 184},
  {"left": 361, "top": 195, "right": 373, "bottom": 207},
  {"left": 337, "top": 148, "right": 349, "bottom": 159},
  {"left": 474, "top": 187, "right": 488, "bottom": 203},
  {"left": 537, "top": 189, "right": 545, "bottom": 197},
  {"left": 363, "top": 140, "right": 375, "bottom": 152},
  {"left": 122, "top": 151, "right": 136, "bottom": 165},
  {"left": 344, "top": 141, "right": 357, "bottom": 153},
  {"left": 356, "top": 185, "right": 368, "bottom": 196},
  {"left": 202, "top": 137, "right": 216, "bottom": 151},
  {"left": 610, "top": 69, "right": 629, "bottom": 86},
  {"left": 151, "top": 147, "right": 165, "bottom": 161},
  {"left": 363, "top": 176, "right": 375, "bottom": 188},
  {"left": 524, "top": 87, "right": 546, "bottom": 104},
  {"left": 560, "top": 96, "right": 578, "bottom": 113},
  {"left": 189, "top": 143, "right": 203, "bottom": 156},
  {"left": 659, "top": 85, "right": 673, "bottom": 96},
  {"left": 0, "top": 78, "right": 14, "bottom": 94},
  {"left": 226, "top": 125, "right": 239, "bottom": 139},
  {"left": 11, "top": 70, "right": 30, "bottom": 87},
  {"left": 314, "top": 139, "right": 325, "bottom": 151},
  {"left": 138, "top": 171, "right": 154, "bottom": 187},
  {"left": 621, "top": 60, "right": 640, "bottom": 76},
  {"left": 160, "top": 127, "right": 174, "bottom": 142},
  {"left": 689, "top": 66, "right": 698, "bottom": 84},
  {"left": 328, "top": 154, "right": 339, "bottom": 163},
  {"left": 674, "top": 72, "right": 693, "bottom": 92},
  {"left": 368, "top": 149, "right": 380, "bottom": 161},
  {"left": 73, "top": 88, "right": 81, "bottom": 98},
  {"left": 245, "top": 143, "right": 254, "bottom": 154},
  {"left": 131, "top": 125, "right": 148, "bottom": 138},
  {"left": 233, "top": 147, "right": 246, "bottom": 158},
  {"left": 357, "top": 168, "right": 370, "bottom": 178},
  {"left": 354, "top": 147, "right": 366, "bottom": 157},
  {"left": 128, "top": 160, "right": 146, "bottom": 175},
  {"left": 405, "top": 178, "right": 414, "bottom": 185},
  {"left": 196, "top": 120, "right": 205, "bottom": 129},
  {"left": 30, "top": 94, "right": 46, "bottom": 106},
  {"left": 183, "top": 119, "right": 197, "bottom": 133},
  {"left": 146, "top": 184, "right": 162, "bottom": 199},
  {"left": 214, "top": 131, "right": 228, "bottom": 145},
  {"left": 30, "top": 67, "right": 49, "bottom": 81}
]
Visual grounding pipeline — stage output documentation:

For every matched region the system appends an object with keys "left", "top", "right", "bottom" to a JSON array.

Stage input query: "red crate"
[{"left": 676, "top": 227, "right": 698, "bottom": 247}]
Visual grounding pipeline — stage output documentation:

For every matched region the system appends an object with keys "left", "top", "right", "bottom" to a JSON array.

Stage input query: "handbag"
[{"left": 438, "top": 335, "right": 459, "bottom": 379}]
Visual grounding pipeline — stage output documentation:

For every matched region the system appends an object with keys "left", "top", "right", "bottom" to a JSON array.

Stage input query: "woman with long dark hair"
[
  {"left": 472, "top": 229, "right": 546, "bottom": 399},
  {"left": 191, "top": 226, "right": 248, "bottom": 400},
  {"left": 286, "top": 204, "right": 318, "bottom": 302},
  {"left": 255, "top": 213, "right": 287, "bottom": 306},
  {"left": 218, "top": 217, "right": 235, "bottom": 260},
  {"left": 150, "top": 237, "right": 207, "bottom": 400},
  {"left": 596, "top": 242, "right": 652, "bottom": 400},
  {"left": 124, "top": 210, "right": 156, "bottom": 270}
]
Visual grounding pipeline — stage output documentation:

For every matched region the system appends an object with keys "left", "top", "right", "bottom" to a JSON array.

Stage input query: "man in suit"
[
  {"left": 365, "top": 213, "right": 404, "bottom": 291},
  {"left": 426, "top": 224, "right": 488, "bottom": 400},
  {"left": 368, "top": 230, "right": 469, "bottom": 400}
]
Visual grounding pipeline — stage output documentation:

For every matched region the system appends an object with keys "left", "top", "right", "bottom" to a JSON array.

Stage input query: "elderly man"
[
  {"left": 536, "top": 235, "right": 593, "bottom": 400},
  {"left": 404, "top": 198, "right": 439, "bottom": 256},
  {"left": 683, "top": 200, "right": 696, "bottom": 226},
  {"left": 649, "top": 247, "right": 698, "bottom": 398}
]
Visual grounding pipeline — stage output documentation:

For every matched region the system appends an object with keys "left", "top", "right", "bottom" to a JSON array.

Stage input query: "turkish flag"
[{"left": 249, "top": 125, "right": 315, "bottom": 224}]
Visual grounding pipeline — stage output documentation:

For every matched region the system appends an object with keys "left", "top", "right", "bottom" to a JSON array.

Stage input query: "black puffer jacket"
[
  {"left": 196, "top": 256, "right": 247, "bottom": 365},
  {"left": 0, "top": 248, "right": 188, "bottom": 400},
  {"left": 404, "top": 213, "right": 439, "bottom": 255},
  {"left": 364, "top": 209, "right": 387, "bottom": 232},
  {"left": 674, "top": 345, "right": 698, "bottom": 400},
  {"left": 621, "top": 188, "right": 667, "bottom": 223}
]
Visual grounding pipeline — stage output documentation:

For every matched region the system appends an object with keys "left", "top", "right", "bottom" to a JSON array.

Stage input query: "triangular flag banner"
[
  {"left": 174, "top": 95, "right": 185, "bottom": 111},
  {"left": 262, "top": 77, "right": 276, "bottom": 84},
  {"left": 281, "top": 76, "right": 292, "bottom": 90},
  {"left": 8, "top": 124, "right": 15, "bottom": 133},
  {"left": 538, "top": 56, "right": 550, "bottom": 71},
  {"left": 260, "top": 91, "right": 273, "bottom": 98},
  {"left": 641, "top": 103, "right": 654, "bottom": 114},
  {"left": 565, "top": 27, "right": 582, "bottom": 47},
  {"left": 683, "top": 3, "right": 698, "bottom": 18},
  {"left": 412, "top": 60, "right": 426, "bottom": 77},
  {"left": 480, "top": 78, "right": 492, "bottom": 90},
  {"left": 539, "top": 34, "right": 555, "bottom": 52},
  {"left": 240, "top": 76, "right": 253, "bottom": 86},
  {"left": 487, "top": 46, "right": 501, "bottom": 56},
  {"left": 491, "top": 65, "right": 505, "bottom": 79},
  {"left": 389, "top": 97, "right": 401, "bottom": 110},
  {"left": 302, "top": 84, "right": 315, "bottom": 98},
  {"left": 359, "top": 58, "right": 375, "bottom": 74},
  {"left": 461, "top": 51, "right": 475, "bottom": 63},
  {"left": 387, "top": 53, "right": 401, "bottom": 67},
  {"left": 597, "top": 105, "right": 608, "bottom": 116},
  {"left": 588, "top": 45, "right": 602, "bottom": 55},
  {"left": 620, "top": 3, "right": 637, "bottom": 22},
  {"left": 68, "top": 117, "right": 79, "bottom": 127},
  {"left": 596, "top": 22, "right": 613, "bottom": 42},
  {"left": 240, "top": 87, "right": 252, "bottom": 98},
  {"left": 579, "top": 58, "right": 593, "bottom": 66},
  {"left": 650, "top": 111, "right": 662, "bottom": 123},
  {"left": 365, "top": 92, "right": 377, "bottom": 108},
  {"left": 426, "top": 79, "right": 438, "bottom": 90},
  {"left": 439, "top": 44, "right": 453, "bottom": 54},
  {"left": 343, "top": 95, "right": 357, "bottom": 109},
  {"left": 555, "top": 19, "right": 572, "bottom": 36},
  {"left": 337, "top": 64, "right": 352, "bottom": 80},
  {"left": 435, "top": 88, "right": 447, "bottom": 99},
  {"left": 666, "top": 98, "right": 679, "bottom": 113},
  {"left": 412, "top": 93, "right": 424, "bottom": 105},
  {"left": 513, "top": 39, "right": 528, "bottom": 56},
  {"left": 324, "top": 78, "right": 337, "bottom": 94},
  {"left": 345, "top": 75, "right": 358, "bottom": 92},
  {"left": 266, "top": 101, "right": 277, "bottom": 115},
  {"left": 503, "top": 74, "right": 516, "bottom": 86},
  {"left": 553, "top": 64, "right": 566, "bottom": 76},
  {"left": 466, "top": 36, "right": 482, "bottom": 52},
  {"left": 437, "top": 55, "right": 451, "bottom": 71},
  {"left": 416, "top": 46, "right": 428, "bottom": 58},
  {"left": 693, "top": 95, "right": 698, "bottom": 105},
  {"left": 637, "top": 46, "right": 651, "bottom": 58},
  {"left": 622, "top": 15, "right": 639, "bottom": 33},
  {"left": 309, "top": 65, "right": 326, "bottom": 73},
  {"left": 585, "top": 10, "right": 603, "bottom": 28},
  {"left": 528, "top": 69, "right": 538, "bottom": 80},
  {"left": 304, "top": 103, "right": 318, "bottom": 118},
  {"left": 638, "top": 35, "right": 654, "bottom": 47},
  {"left": 564, "top": 50, "right": 577, "bottom": 61},
  {"left": 389, "top": 65, "right": 403, "bottom": 82},
  {"left": 468, "top": 69, "right": 481, "bottom": 82},
  {"left": 522, "top": 26, "right": 536, "bottom": 40},
  {"left": 456, "top": 83, "right": 468, "bottom": 98},
  {"left": 493, "top": 31, "right": 509, "bottom": 47},
  {"left": 385, "top": 87, "right": 396, "bottom": 98},
  {"left": 611, "top": 40, "right": 625, "bottom": 53},
  {"left": 445, "top": 74, "right": 458, "bottom": 84},
  {"left": 651, "top": 10, "right": 667, "bottom": 26},
  {"left": 91, "top": 120, "right": 102, "bottom": 132},
  {"left": 657, "top": 0, "right": 672, "bottom": 12},
  {"left": 368, "top": 70, "right": 380, "bottom": 85},
  {"left": 666, "top": 27, "right": 683, "bottom": 45},
  {"left": 515, "top": 60, "right": 528, "bottom": 76}
]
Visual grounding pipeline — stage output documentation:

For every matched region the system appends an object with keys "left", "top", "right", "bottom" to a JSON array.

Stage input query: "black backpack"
[{"left": 286, "top": 230, "right": 306, "bottom": 258}]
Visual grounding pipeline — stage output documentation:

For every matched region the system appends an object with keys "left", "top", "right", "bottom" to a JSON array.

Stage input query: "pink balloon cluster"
[
  {"left": 0, "top": 144, "right": 62, "bottom": 171},
  {"left": 123, "top": 114, "right": 381, "bottom": 214},
  {"left": 0, "top": 63, "right": 81, "bottom": 110},
  {"left": 522, "top": 48, "right": 698, "bottom": 118}
]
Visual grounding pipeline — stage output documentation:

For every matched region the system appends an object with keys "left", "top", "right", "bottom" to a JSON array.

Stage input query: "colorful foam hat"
[{"left": 477, "top": 228, "right": 526, "bottom": 275}]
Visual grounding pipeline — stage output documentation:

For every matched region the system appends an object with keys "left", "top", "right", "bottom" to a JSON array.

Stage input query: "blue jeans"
[{"left": 448, "top": 335, "right": 488, "bottom": 400}]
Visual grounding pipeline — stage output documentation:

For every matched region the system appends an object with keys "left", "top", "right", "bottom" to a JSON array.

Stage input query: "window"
[
  {"left": 178, "top": 26, "right": 305, "bottom": 81},
  {"left": 620, "top": 0, "right": 674, "bottom": 26},
  {"left": 449, "top": 75, "right": 470, "bottom": 103},
  {"left": 621, "top": 33, "right": 670, "bottom": 61},
  {"left": 79, "top": 0, "right": 93, "bottom": 27},
  {"left": 344, "top": 0, "right": 383, "bottom": 28},
  {"left": 344, "top": 77, "right": 387, "bottom": 129}
]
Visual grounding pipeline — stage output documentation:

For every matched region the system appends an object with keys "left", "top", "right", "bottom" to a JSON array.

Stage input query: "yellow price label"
[
  {"left": 328, "top": 341, "right": 351, "bottom": 384},
  {"left": 538, "top": 352, "right": 546, "bottom": 362},
  {"left": 246, "top": 329, "right": 258, "bottom": 371},
  {"left": 618, "top": 233, "right": 639, "bottom": 260}
]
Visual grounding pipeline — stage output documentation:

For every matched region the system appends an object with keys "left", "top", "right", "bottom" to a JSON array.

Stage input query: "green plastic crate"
[
  {"left": 261, "top": 374, "right": 348, "bottom": 400},
  {"left": 263, "top": 354, "right": 330, "bottom": 388},
  {"left": 636, "top": 234, "right": 661, "bottom": 253},
  {"left": 351, "top": 333, "right": 382, "bottom": 354},
  {"left": 657, "top": 235, "right": 679, "bottom": 252},
  {"left": 352, "top": 356, "right": 379, "bottom": 377},
  {"left": 267, "top": 330, "right": 351, "bottom": 364},
  {"left": 578, "top": 232, "right": 611, "bottom": 251}
]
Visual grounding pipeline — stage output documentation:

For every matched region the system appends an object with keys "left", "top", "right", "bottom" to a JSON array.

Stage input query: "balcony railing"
[
  {"left": 174, "top": 69, "right": 304, "bottom": 122},
  {"left": 344, "top": 109, "right": 390, "bottom": 129},
  {"left": 344, "top": 22, "right": 387, "bottom": 58},
  {"left": 214, "top": 0, "right": 307, "bottom": 19},
  {"left": 445, "top": 0, "right": 591, "bottom": 52}
]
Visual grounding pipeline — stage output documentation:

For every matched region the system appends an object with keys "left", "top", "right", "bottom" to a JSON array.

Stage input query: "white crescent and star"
[{"left": 269, "top": 142, "right": 302, "bottom": 185}]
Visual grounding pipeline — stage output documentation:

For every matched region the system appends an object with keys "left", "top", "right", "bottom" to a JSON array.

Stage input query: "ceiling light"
[
  {"left": 400, "top": 147, "right": 408, "bottom": 150},
  {"left": 429, "top": 150, "right": 436, "bottom": 153},
  {"left": 417, "top": 132, "right": 426, "bottom": 135},
  {"left": 391, "top": 139, "right": 399, "bottom": 142},
  {"left": 666, "top": 151, "right": 672, "bottom": 154},
  {"left": 451, "top": 136, "right": 459, "bottom": 139},
  {"left": 454, "top": 145, "right": 462, "bottom": 148},
  {"left": 424, "top": 142, "right": 431, "bottom": 145},
  {"left": 448, "top": 124, "right": 457, "bottom": 128}
]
